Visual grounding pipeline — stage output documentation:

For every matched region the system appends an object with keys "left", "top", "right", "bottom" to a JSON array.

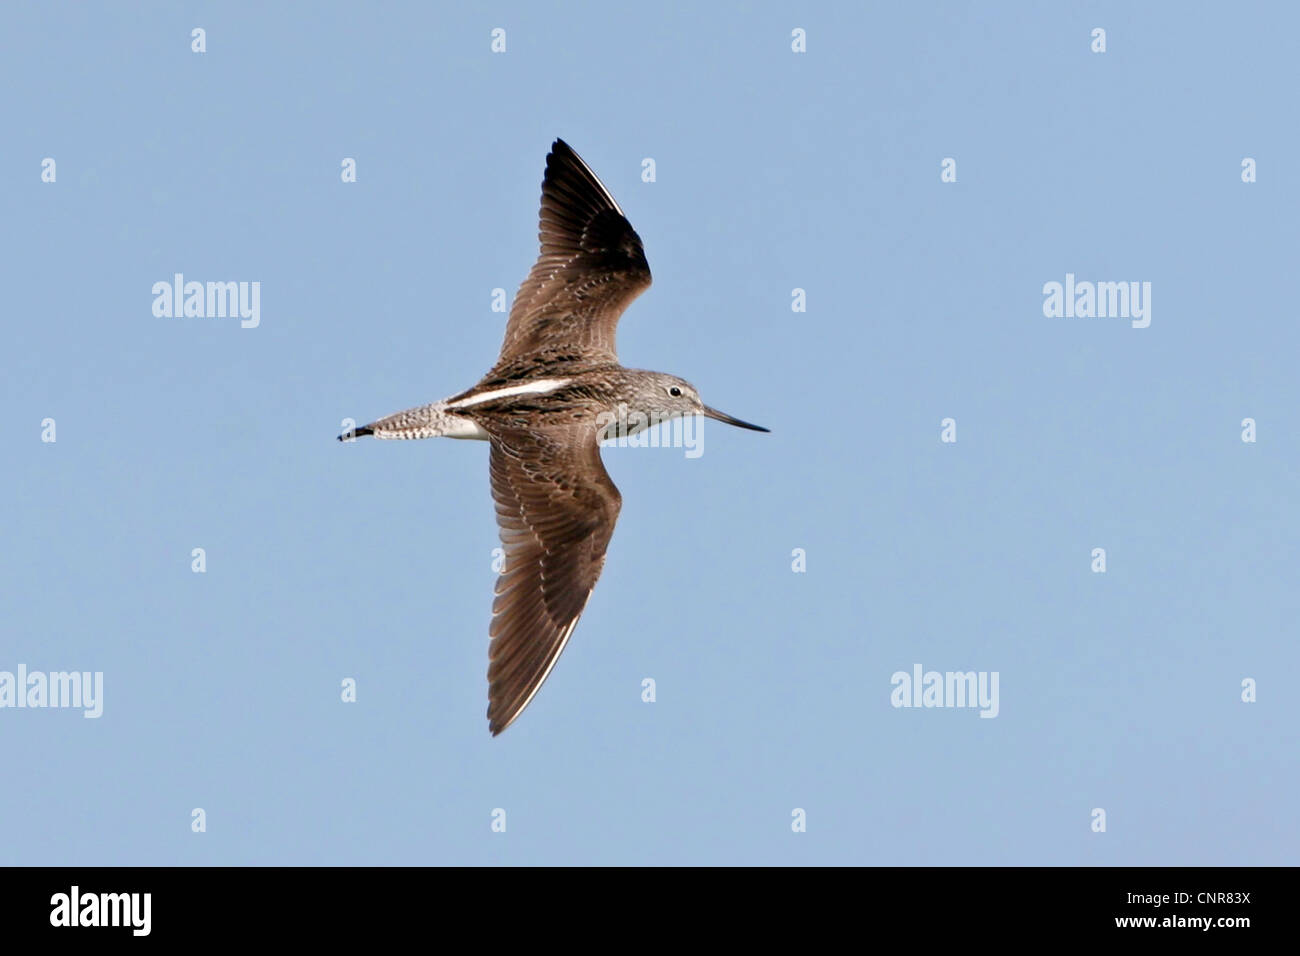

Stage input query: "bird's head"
[{"left": 603, "top": 373, "right": 769, "bottom": 439}]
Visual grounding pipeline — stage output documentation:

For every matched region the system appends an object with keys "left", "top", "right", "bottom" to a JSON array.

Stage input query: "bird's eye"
[{"left": 668, "top": 386, "right": 683, "bottom": 397}]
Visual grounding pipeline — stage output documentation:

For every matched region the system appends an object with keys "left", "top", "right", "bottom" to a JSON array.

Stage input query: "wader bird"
[{"left": 342, "top": 139, "right": 767, "bottom": 734}]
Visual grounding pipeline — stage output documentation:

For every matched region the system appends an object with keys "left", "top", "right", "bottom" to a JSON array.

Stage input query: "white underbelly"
[{"left": 442, "top": 415, "right": 490, "bottom": 440}]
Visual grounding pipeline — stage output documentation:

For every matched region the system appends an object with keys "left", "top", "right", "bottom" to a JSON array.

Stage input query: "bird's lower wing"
[{"left": 485, "top": 424, "right": 622, "bottom": 735}]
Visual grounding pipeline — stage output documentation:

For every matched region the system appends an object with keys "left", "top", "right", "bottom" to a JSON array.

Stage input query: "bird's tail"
[{"left": 337, "top": 401, "right": 487, "bottom": 442}]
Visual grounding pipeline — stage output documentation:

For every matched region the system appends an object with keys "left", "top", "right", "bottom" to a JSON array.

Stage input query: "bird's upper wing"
[
  {"left": 495, "top": 139, "right": 651, "bottom": 368},
  {"left": 485, "top": 423, "right": 622, "bottom": 734}
]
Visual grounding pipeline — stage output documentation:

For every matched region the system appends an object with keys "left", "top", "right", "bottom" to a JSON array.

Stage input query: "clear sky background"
[{"left": 2, "top": 2, "right": 1296, "bottom": 865}]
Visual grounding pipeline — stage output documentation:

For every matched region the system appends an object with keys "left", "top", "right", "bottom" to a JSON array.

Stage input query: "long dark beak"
[{"left": 703, "top": 405, "right": 770, "bottom": 432}]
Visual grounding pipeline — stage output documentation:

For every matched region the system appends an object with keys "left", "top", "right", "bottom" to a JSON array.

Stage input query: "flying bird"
[{"left": 342, "top": 139, "right": 767, "bottom": 734}]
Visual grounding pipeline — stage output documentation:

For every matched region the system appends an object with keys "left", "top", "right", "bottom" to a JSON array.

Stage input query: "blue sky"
[{"left": 1, "top": 2, "right": 1295, "bottom": 865}]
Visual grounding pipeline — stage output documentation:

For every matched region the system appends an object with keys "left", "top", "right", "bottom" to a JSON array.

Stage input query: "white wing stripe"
[{"left": 446, "top": 377, "right": 571, "bottom": 410}]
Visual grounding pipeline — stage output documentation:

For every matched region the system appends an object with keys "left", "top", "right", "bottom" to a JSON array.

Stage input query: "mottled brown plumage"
[
  {"left": 485, "top": 425, "right": 621, "bottom": 733},
  {"left": 495, "top": 139, "right": 652, "bottom": 370},
  {"left": 344, "top": 139, "right": 766, "bottom": 735}
]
